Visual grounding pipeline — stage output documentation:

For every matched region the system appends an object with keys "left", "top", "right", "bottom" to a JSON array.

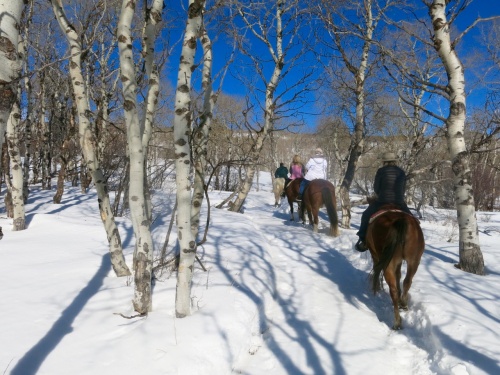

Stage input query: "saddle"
[
  {"left": 369, "top": 208, "right": 417, "bottom": 224},
  {"left": 284, "top": 178, "right": 295, "bottom": 190}
]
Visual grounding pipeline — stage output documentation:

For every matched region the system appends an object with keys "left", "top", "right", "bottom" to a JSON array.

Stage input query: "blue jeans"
[{"left": 299, "top": 179, "right": 309, "bottom": 197}]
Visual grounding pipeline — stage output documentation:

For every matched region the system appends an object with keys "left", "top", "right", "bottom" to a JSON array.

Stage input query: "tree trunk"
[
  {"left": 21, "top": 0, "right": 34, "bottom": 204},
  {"left": 229, "top": 0, "right": 286, "bottom": 213},
  {"left": 53, "top": 157, "right": 67, "bottom": 204},
  {"left": 230, "top": 166, "right": 257, "bottom": 213},
  {"left": 0, "top": 1, "right": 23, "bottom": 162},
  {"left": 2, "top": 144, "right": 14, "bottom": 217},
  {"left": 41, "top": 108, "right": 51, "bottom": 190},
  {"left": 191, "top": 26, "right": 214, "bottom": 238},
  {"left": 140, "top": 0, "right": 163, "bottom": 225},
  {"left": 429, "top": 0, "right": 484, "bottom": 275},
  {"left": 6, "top": 100, "right": 25, "bottom": 230},
  {"left": 334, "top": 1, "right": 374, "bottom": 229},
  {"left": 174, "top": 0, "right": 204, "bottom": 318},
  {"left": 51, "top": 0, "right": 131, "bottom": 277},
  {"left": 117, "top": 0, "right": 163, "bottom": 313}
]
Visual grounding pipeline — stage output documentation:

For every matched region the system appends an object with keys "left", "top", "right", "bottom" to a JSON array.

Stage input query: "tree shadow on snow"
[
  {"left": 432, "top": 326, "right": 500, "bottom": 374},
  {"left": 10, "top": 254, "right": 111, "bottom": 375},
  {"left": 24, "top": 191, "right": 96, "bottom": 228},
  {"left": 208, "top": 215, "right": 347, "bottom": 374}
]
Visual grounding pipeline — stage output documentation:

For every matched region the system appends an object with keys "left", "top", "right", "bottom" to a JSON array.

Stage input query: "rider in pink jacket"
[{"left": 289, "top": 154, "right": 305, "bottom": 180}]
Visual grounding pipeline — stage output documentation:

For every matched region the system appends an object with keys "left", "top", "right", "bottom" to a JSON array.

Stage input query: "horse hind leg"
[
  {"left": 400, "top": 261, "right": 420, "bottom": 311},
  {"left": 289, "top": 201, "right": 295, "bottom": 221},
  {"left": 395, "top": 263, "right": 406, "bottom": 310},
  {"left": 311, "top": 209, "right": 319, "bottom": 233},
  {"left": 299, "top": 202, "right": 306, "bottom": 224},
  {"left": 384, "top": 268, "right": 402, "bottom": 330}
]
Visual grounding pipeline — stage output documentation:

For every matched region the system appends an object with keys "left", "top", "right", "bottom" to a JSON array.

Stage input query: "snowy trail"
[
  {"left": 2, "top": 180, "right": 499, "bottom": 375},
  {"left": 235, "top": 196, "right": 435, "bottom": 375}
]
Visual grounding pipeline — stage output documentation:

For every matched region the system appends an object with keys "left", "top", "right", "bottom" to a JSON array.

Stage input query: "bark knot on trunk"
[{"left": 0, "top": 36, "right": 17, "bottom": 60}]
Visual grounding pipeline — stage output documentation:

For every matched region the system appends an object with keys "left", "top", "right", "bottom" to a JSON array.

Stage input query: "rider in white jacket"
[
  {"left": 304, "top": 152, "right": 327, "bottom": 180},
  {"left": 298, "top": 148, "right": 327, "bottom": 199}
]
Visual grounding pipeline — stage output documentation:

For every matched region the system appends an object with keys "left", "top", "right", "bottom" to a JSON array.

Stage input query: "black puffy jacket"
[{"left": 373, "top": 165, "right": 407, "bottom": 205}]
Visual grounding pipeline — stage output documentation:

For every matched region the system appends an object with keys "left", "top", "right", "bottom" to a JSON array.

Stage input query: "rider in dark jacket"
[
  {"left": 275, "top": 163, "right": 289, "bottom": 179},
  {"left": 355, "top": 152, "right": 412, "bottom": 252}
]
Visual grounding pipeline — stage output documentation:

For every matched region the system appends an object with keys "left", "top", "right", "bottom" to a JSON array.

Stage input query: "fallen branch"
[{"left": 113, "top": 312, "right": 147, "bottom": 319}]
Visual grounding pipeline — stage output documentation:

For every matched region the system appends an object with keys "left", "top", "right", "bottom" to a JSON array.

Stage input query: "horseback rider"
[
  {"left": 355, "top": 152, "right": 412, "bottom": 252},
  {"left": 298, "top": 148, "right": 328, "bottom": 200},
  {"left": 275, "top": 162, "right": 289, "bottom": 180},
  {"left": 289, "top": 155, "right": 305, "bottom": 180}
]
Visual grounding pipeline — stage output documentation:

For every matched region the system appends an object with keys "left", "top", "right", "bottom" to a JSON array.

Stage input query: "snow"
[{"left": 1, "top": 172, "right": 499, "bottom": 375}]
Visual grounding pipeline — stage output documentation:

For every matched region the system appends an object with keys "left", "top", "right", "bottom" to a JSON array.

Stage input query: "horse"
[
  {"left": 284, "top": 178, "right": 302, "bottom": 221},
  {"left": 303, "top": 179, "right": 340, "bottom": 236},
  {"left": 273, "top": 177, "right": 286, "bottom": 207},
  {"left": 285, "top": 178, "right": 340, "bottom": 237},
  {"left": 365, "top": 204, "right": 425, "bottom": 330}
]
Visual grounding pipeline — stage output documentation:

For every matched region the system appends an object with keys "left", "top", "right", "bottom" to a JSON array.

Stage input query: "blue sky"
[{"left": 164, "top": 1, "right": 500, "bottom": 133}]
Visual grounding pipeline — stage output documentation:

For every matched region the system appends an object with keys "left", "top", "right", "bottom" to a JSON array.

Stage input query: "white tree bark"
[
  {"left": 6, "top": 99, "right": 25, "bottom": 230},
  {"left": 141, "top": 0, "right": 163, "bottom": 224},
  {"left": 429, "top": 0, "right": 484, "bottom": 274},
  {"left": 0, "top": 1, "right": 23, "bottom": 155},
  {"left": 2, "top": 1, "right": 25, "bottom": 231},
  {"left": 191, "top": 25, "right": 214, "bottom": 237},
  {"left": 117, "top": 0, "right": 162, "bottom": 314},
  {"left": 174, "top": 0, "right": 204, "bottom": 318},
  {"left": 21, "top": 0, "right": 34, "bottom": 203},
  {"left": 51, "top": 0, "right": 131, "bottom": 277}
]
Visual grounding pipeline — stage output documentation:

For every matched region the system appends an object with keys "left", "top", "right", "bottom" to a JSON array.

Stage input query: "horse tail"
[
  {"left": 371, "top": 218, "right": 407, "bottom": 294},
  {"left": 322, "top": 187, "right": 339, "bottom": 236}
]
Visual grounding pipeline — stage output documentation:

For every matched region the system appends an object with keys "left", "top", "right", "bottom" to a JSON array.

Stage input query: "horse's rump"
[
  {"left": 365, "top": 205, "right": 425, "bottom": 329},
  {"left": 302, "top": 179, "right": 339, "bottom": 236},
  {"left": 273, "top": 177, "right": 285, "bottom": 193},
  {"left": 273, "top": 177, "right": 286, "bottom": 207}
]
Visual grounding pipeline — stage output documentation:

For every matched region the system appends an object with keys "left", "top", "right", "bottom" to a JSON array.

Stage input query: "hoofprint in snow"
[{"left": 0, "top": 172, "right": 499, "bottom": 375}]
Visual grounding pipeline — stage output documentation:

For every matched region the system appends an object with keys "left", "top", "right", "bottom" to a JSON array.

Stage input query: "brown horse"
[
  {"left": 365, "top": 205, "right": 425, "bottom": 330},
  {"left": 284, "top": 178, "right": 340, "bottom": 237},
  {"left": 303, "top": 179, "right": 340, "bottom": 236},
  {"left": 284, "top": 178, "right": 304, "bottom": 221}
]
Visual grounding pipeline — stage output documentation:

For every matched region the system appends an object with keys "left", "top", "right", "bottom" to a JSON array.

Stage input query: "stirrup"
[{"left": 355, "top": 240, "right": 368, "bottom": 252}]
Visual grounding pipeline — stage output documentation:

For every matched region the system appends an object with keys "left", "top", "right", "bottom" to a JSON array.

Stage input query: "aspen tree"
[
  {"left": 117, "top": 0, "right": 163, "bottom": 313},
  {"left": 51, "top": 0, "right": 131, "bottom": 277},
  {"left": 0, "top": 1, "right": 23, "bottom": 159},
  {"left": 428, "top": 0, "right": 484, "bottom": 274},
  {"left": 229, "top": 0, "right": 291, "bottom": 213},
  {"left": 174, "top": 0, "right": 204, "bottom": 318},
  {"left": 3, "top": 1, "right": 26, "bottom": 231},
  {"left": 5, "top": 97, "right": 25, "bottom": 230},
  {"left": 316, "top": 0, "right": 392, "bottom": 228},
  {"left": 191, "top": 25, "right": 214, "bottom": 239}
]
